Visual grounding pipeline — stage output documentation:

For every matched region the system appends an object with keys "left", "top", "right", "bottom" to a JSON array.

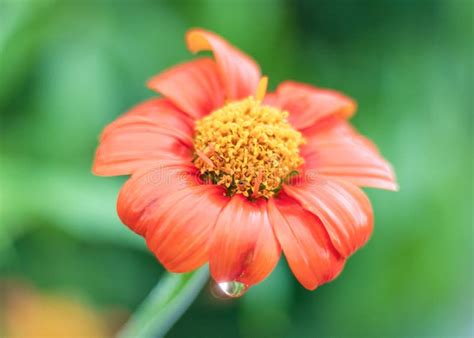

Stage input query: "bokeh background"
[{"left": 1, "top": 0, "right": 472, "bottom": 337}]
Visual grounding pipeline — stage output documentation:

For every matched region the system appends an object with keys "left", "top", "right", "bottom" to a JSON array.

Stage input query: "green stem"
[{"left": 117, "top": 267, "right": 209, "bottom": 338}]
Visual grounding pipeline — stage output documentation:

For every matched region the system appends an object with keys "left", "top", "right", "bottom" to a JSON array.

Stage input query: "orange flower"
[{"left": 93, "top": 29, "right": 397, "bottom": 293}]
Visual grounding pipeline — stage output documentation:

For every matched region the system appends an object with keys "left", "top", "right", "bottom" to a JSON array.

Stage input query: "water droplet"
[{"left": 216, "top": 281, "right": 248, "bottom": 298}]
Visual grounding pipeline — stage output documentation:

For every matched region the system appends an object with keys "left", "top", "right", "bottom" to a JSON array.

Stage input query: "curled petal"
[
  {"left": 272, "top": 81, "right": 356, "bottom": 130},
  {"left": 302, "top": 117, "right": 398, "bottom": 191},
  {"left": 283, "top": 177, "right": 373, "bottom": 258},
  {"left": 186, "top": 29, "right": 261, "bottom": 100},
  {"left": 268, "top": 195, "right": 345, "bottom": 290},
  {"left": 209, "top": 195, "right": 280, "bottom": 286},
  {"left": 93, "top": 99, "right": 193, "bottom": 176},
  {"left": 144, "top": 185, "right": 228, "bottom": 272},
  {"left": 116, "top": 162, "right": 199, "bottom": 236},
  {"left": 148, "top": 58, "right": 225, "bottom": 119}
]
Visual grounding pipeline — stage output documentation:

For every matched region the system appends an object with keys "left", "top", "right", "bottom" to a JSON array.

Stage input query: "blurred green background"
[{"left": 1, "top": 0, "right": 472, "bottom": 337}]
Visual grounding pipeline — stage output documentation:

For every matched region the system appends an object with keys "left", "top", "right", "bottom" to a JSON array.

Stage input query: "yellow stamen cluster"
[{"left": 193, "top": 97, "right": 305, "bottom": 199}]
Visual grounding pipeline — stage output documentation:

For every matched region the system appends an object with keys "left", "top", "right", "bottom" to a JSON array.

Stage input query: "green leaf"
[{"left": 117, "top": 267, "right": 209, "bottom": 338}]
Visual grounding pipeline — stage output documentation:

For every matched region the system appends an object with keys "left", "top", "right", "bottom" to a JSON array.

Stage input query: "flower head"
[{"left": 93, "top": 29, "right": 397, "bottom": 293}]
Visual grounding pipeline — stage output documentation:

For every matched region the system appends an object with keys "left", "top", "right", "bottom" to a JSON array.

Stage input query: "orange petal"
[
  {"left": 262, "top": 91, "right": 279, "bottom": 106},
  {"left": 302, "top": 117, "right": 398, "bottom": 191},
  {"left": 123, "top": 98, "right": 194, "bottom": 125},
  {"left": 271, "top": 81, "right": 356, "bottom": 130},
  {"left": 268, "top": 195, "right": 345, "bottom": 290},
  {"left": 92, "top": 99, "right": 193, "bottom": 176},
  {"left": 283, "top": 176, "right": 373, "bottom": 258},
  {"left": 186, "top": 29, "right": 261, "bottom": 100},
  {"left": 116, "top": 162, "right": 200, "bottom": 236},
  {"left": 209, "top": 195, "right": 280, "bottom": 286},
  {"left": 144, "top": 185, "right": 228, "bottom": 272},
  {"left": 148, "top": 58, "right": 225, "bottom": 119}
]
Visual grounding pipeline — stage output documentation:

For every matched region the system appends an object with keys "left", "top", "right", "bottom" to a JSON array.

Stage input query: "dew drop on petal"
[{"left": 216, "top": 281, "right": 248, "bottom": 298}]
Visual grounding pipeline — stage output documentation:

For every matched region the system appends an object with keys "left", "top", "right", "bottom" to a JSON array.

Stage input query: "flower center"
[{"left": 193, "top": 97, "right": 305, "bottom": 199}]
